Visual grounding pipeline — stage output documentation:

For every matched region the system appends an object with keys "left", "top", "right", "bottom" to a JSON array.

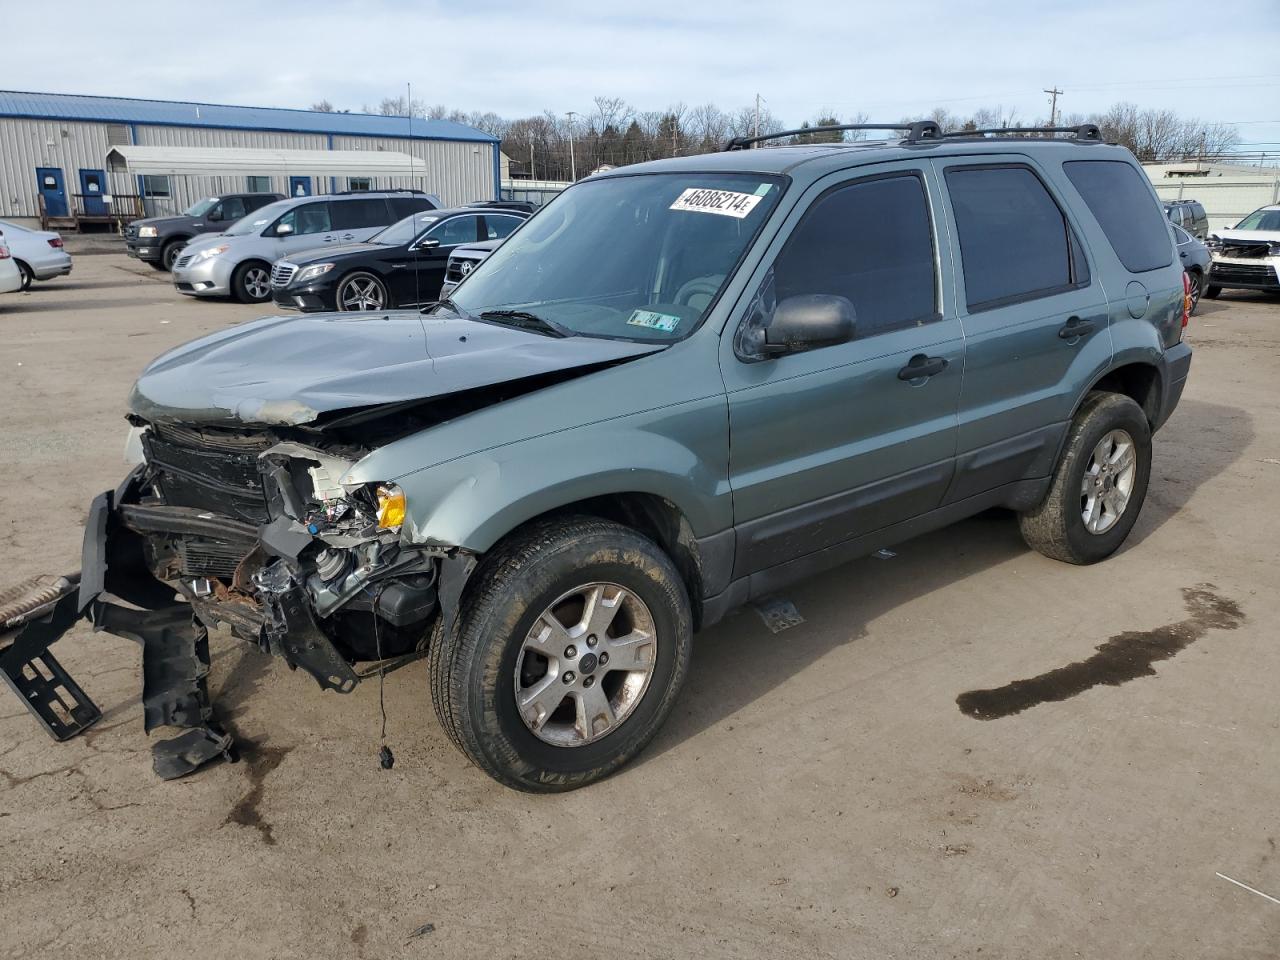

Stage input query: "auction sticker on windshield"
[
  {"left": 626, "top": 309, "right": 681, "bottom": 332},
  {"left": 670, "top": 187, "right": 763, "bottom": 219}
]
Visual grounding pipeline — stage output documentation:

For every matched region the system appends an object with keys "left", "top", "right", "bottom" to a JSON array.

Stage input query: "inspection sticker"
[
  {"left": 626, "top": 309, "right": 681, "bottom": 332},
  {"left": 670, "top": 187, "right": 763, "bottom": 219}
]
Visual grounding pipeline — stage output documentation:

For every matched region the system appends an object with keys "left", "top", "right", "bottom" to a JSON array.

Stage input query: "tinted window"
[
  {"left": 390, "top": 196, "right": 437, "bottom": 218},
  {"left": 484, "top": 214, "right": 523, "bottom": 240},
  {"left": 771, "top": 174, "right": 936, "bottom": 338},
  {"left": 1173, "top": 224, "right": 1192, "bottom": 244},
  {"left": 946, "top": 165, "right": 1074, "bottom": 310},
  {"left": 1064, "top": 160, "right": 1172, "bottom": 273},
  {"left": 246, "top": 195, "right": 276, "bottom": 212},
  {"left": 426, "top": 215, "right": 480, "bottom": 247},
  {"left": 277, "top": 202, "right": 331, "bottom": 236},
  {"left": 332, "top": 198, "right": 390, "bottom": 230},
  {"left": 220, "top": 197, "right": 247, "bottom": 221}
]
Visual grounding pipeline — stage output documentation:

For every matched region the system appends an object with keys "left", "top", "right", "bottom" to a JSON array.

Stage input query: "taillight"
[
  {"left": 1181, "top": 272, "right": 1191, "bottom": 329},
  {"left": 47, "top": 237, "right": 63, "bottom": 249},
  {"left": 0, "top": 245, "right": 10, "bottom": 260}
]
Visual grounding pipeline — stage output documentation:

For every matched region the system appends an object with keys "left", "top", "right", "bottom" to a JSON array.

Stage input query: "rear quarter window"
[{"left": 1064, "top": 160, "right": 1172, "bottom": 273}]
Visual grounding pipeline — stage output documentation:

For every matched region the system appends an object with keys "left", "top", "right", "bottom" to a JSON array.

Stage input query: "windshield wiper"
[{"left": 478, "top": 310, "right": 573, "bottom": 338}]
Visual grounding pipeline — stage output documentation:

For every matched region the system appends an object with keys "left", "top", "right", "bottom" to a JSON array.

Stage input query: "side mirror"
[
  {"left": 762, "top": 295, "right": 856, "bottom": 356},
  {"left": 275, "top": 222, "right": 294, "bottom": 236},
  {"left": 206, "top": 209, "right": 223, "bottom": 222},
  {"left": 416, "top": 237, "right": 440, "bottom": 250}
]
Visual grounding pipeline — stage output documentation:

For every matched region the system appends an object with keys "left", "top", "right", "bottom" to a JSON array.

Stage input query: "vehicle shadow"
[{"left": 639, "top": 396, "right": 1253, "bottom": 763}]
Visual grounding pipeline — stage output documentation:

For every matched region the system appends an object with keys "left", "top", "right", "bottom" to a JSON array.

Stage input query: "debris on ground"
[{"left": 406, "top": 922, "right": 436, "bottom": 941}]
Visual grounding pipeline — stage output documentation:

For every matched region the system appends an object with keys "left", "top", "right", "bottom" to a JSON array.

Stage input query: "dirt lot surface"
[{"left": 2, "top": 254, "right": 1278, "bottom": 959}]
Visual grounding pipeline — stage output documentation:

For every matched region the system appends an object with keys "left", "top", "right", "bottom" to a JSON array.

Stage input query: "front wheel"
[
  {"left": 336, "top": 271, "right": 391, "bottom": 311},
  {"left": 15, "top": 260, "right": 33, "bottom": 291},
  {"left": 1018, "top": 392, "right": 1152, "bottom": 564},
  {"left": 232, "top": 261, "right": 272, "bottom": 303},
  {"left": 429, "top": 517, "right": 692, "bottom": 792},
  {"left": 161, "top": 241, "right": 185, "bottom": 271}
]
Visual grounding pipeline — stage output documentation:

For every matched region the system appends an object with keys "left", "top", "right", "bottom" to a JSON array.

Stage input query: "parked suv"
[
  {"left": 271, "top": 206, "right": 527, "bottom": 311},
  {"left": 1204, "top": 204, "right": 1280, "bottom": 299},
  {"left": 439, "top": 238, "right": 502, "bottom": 299},
  {"left": 1163, "top": 199, "right": 1207, "bottom": 240},
  {"left": 1, "top": 124, "right": 1192, "bottom": 794},
  {"left": 171, "top": 190, "right": 440, "bottom": 302},
  {"left": 125, "top": 193, "right": 283, "bottom": 271}
]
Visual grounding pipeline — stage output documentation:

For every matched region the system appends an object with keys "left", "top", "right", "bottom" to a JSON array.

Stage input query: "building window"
[
  {"left": 246, "top": 175, "right": 272, "bottom": 193},
  {"left": 141, "top": 175, "right": 171, "bottom": 198},
  {"left": 347, "top": 177, "right": 372, "bottom": 192}
]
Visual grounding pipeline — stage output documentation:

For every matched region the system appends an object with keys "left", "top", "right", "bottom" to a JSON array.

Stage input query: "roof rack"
[
  {"left": 722, "top": 121, "right": 943, "bottom": 151},
  {"left": 328, "top": 188, "right": 430, "bottom": 197},
  {"left": 943, "top": 124, "right": 1102, "bottom": 142}
]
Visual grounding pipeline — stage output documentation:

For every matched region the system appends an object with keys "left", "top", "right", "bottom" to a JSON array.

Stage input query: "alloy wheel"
[
  {"left": 1080, "top": 428, "right": 1137, "bottom": 534},
  {"left": 514, "top": 582, "right": 658, "bottom": 747},
  {"left": 244, "top": 267, "right": 271, "bottom": 300},
  {"left": 339, "top": 276, "right": 386, "bottom": 311}
]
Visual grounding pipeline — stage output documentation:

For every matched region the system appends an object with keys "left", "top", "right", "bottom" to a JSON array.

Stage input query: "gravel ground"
[{"left": 1, "top": 255, "right": 1278, "bottom": 959}]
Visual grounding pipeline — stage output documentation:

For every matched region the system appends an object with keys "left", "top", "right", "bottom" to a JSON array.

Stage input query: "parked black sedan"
[
  {"left": 270, "top": 205, "right": 528, "bottom": 312},
  {"left": 1173, "top": 223, "right": 1211, "bottom": 315}
]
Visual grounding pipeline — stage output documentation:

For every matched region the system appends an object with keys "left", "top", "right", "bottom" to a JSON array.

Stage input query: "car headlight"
[
  {"left": 295, "top": 262, "right": 335, "bottom": 283},
  {"left": 137, "top": 226, "right": 158, "bottom": 238},
  {"left": 375, "top": 484, "right": 406, "bottom": 530},
  {"left": 1269, "top": 242, "right": 1280, "bottom": 257},
  {"left": 195, "top": 244, "right": 229, "bottom": 261}
]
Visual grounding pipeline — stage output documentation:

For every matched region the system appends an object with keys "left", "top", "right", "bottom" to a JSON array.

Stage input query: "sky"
[{"left": 6, "top": 0, "right": 1280, "bottom": 153}]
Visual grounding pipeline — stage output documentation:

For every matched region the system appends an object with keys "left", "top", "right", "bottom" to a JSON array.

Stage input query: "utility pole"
[
  {"left": 566, "top": 111, "right": 577, "bottom": 182},
  {"left": 753, "top": 93, "right": 762, "bottom": 142},
  {"left": 1044, "top": 86, "right": 1063, "bottom": 127}
]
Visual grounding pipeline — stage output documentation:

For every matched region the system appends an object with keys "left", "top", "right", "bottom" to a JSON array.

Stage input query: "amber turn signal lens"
[{"left": 376, "top": 485, "right": 406, "bottom": 529}]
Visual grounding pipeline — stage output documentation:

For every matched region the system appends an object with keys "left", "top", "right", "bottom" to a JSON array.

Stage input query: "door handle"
[
  {"left": 898, "top": 354, "right": 948, "bottom": 381},
  {"left": 1058, "top": 316, "right": 1095, "bottom": 340},
  {"left": 340, "top": 233, "right": 354, "bottom": 240}
]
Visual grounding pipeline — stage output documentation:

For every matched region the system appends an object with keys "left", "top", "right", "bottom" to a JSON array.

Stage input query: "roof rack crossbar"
[
  {"left": 943, "top": 124, "right": 1102, "bottom": 141},
  {"left": 722, "top": 121, "right": 943, "bottom": 151}
]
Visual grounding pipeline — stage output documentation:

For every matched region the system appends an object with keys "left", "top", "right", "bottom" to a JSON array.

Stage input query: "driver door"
[
  {"left": 719, "top": 162, "right": 965, "bottom": 577},
  {"left": 400, "top": 214, "right": 482, "bottom": 305}
]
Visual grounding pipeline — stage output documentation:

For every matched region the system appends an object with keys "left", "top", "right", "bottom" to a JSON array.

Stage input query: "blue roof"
[{"left": 0, "top": 90, "right": 498, "bottom": 143}]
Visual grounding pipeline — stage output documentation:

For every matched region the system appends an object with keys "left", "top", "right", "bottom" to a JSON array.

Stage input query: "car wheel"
[
  {"left": 1018, "top": 392, "right": 1152, "bottom": 565},
  {"left": 1187, "top": 270, "right": 1203, "bottom": 315},
  {"left": 160, "top": 241, "right": 185, "bottom": 272},
  {"left": 1203, "top": 284, "right": 1221, "bottom": 300},
  {"left": 429, "top": 516, "right": 692, "bottom": 792},
  {"left": 336, "top": 272, "right": 391, "bottom": 311},
  {"left": 232, "top": 261, "right": 272, "bottom": 303},
  {"left": 15, "top": 260, "right": 33, "bottom": 291}
]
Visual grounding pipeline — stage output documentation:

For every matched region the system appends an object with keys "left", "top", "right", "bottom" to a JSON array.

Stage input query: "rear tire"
[
  {"left": 1187, "top": 270, "right": 1203, "bottom": 315},
  {"left": 15, "top": 260, "right": 33, "bottom": 291},
  {"left": 232, "top": 261, "right": 272, "bottom": 303},
  {"left": 1018, "top": 392, "right": 1151, "bottom": 565},
  {"left": 1203, "top": 284, "right": 1221, "bottom": 300},
  {"left": 429, "top": 517, "right": 692, "bottom": 792}
]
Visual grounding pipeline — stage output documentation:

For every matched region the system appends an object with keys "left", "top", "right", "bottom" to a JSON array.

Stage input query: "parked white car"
[
  {"left": 0, "top": 238, "right": 22, "bottom": 295},
  {"left": 1204, "top": 204, "right": 1280, "bottom": 299},
  {"left": 0, "top": 219, "right": 72, "bottom": 290}
]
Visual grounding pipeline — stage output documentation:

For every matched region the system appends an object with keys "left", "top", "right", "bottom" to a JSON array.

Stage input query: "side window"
[
  {"left": 427, "top": 215, "right": 480, "bottom": 247},
  {"left": 246, "top": 195, "right": 275, "bottom": 212},
  {"left": 1063, "top": 160, "right": 1173, "bottom": 273},
  {"left": 220, "top": 197, "right": 247, "bottom": 221},
  {"left": 484, "top": 215, "right": 522, "bottom": 240},
  {"left": 277, "top": 202, "right": 332, "bottom": 236},
  {"left": 390, "top": 196, "right": 437, "bottom": 218},
  {"left": 945, "top": 165, "right": 1079, "bottom": 311},
  {"left": 331, "top": 198, "right": 391, "bottom": 230},
  {"left": 770, "top": 173, "right": 938, "bottom": 338}
]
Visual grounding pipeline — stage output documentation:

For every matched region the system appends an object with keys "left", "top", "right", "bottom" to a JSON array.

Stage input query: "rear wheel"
[
  {"left": 429, "top": 517, "right": 692, "bottom": 792},
  {"left": 232, "top": 261, "right": 272, "bottom": 303},
  {"left": 1187, "top": 269, "right": 1203, "bottom": 315},
  {"left": 1018, "top": 392, "right": 1151, "bottom": 565},
  {"left": 336, "top": 271, "right": 391, "bottom": 311},
  {"left": 15, "top": 260, "right": 33, "bottom": 291},
  {"left": 1203, "top": 284, "right": 1221, "bottom": 300}
]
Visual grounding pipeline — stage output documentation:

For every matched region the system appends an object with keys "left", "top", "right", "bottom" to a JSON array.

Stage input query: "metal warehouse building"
[{"left": 0, "top": 90, "right": 500, "bottom": 226}]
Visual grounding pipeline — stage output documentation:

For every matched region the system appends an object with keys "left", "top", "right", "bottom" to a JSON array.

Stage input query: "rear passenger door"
[
  {"left": 721, "top": 162, "right": 965, "bottom": 576},
  {"left": 331, "top": 197, "right": 394, "bottom": 243},
  {"left": 934, "top": 157, "right": 1112, "bottom": 504}
]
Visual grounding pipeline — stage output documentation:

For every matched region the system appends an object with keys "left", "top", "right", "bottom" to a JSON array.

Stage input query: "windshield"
[
  {"left": 184, "top": 197, "right": 218, "bottom": 217},
  {"left": 224, "top": 199, "right": 294, "bottom": 236},
  {"left": 444, "top": 173, "right": 785, "bottom": 341},
  {"left": 1234, "top": 208, "right": 1280, "bottom": 231},
  {"left": 370, "top": 212, "right": 439, "bottom": 246}
]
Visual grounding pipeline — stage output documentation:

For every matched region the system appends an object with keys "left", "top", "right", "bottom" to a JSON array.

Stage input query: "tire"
[
  {"left": 160, "top": 240, "right": 186, "bottom": 272},
  {"left": 429, "top": 516, "right": 693, "bottom": 792},
  {"left": 15, "top": 260, "right": 32, "bottom": 291},
  {"left": 1187, "top": 269, "right": 1203, "bottom": 315},
  {"left": 336, "top": 271, "right": 391, "bottom": 311},
  {"left": 232, "top": 261, "right": 272, "bottom": 303},
  {"left": 1203, "top": 284, "right": 1221, "bottom": 300},
  {"left": 1018, "top": 392, "right": 1152, "bottom": 564}
]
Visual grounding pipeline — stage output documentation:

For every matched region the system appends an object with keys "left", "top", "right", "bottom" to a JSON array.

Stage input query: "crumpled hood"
[
  {"left": 1210, "top": 228, "right": 1280, "bottom": 245},
  {"left": 129, "top": 310, "right": 664, "bottom": 426}
]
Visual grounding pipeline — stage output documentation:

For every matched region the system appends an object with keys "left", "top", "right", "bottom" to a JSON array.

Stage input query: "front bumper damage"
[{"left": 0, "top": 444, "right": 472, "bottom": 781}]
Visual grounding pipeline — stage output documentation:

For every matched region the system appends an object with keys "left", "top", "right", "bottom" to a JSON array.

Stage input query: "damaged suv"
[{"left": 1, "top": 122, "right": 1192, "bottom": 792}]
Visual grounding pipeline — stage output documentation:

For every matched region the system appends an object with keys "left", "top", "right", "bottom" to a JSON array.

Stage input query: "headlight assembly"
[
  {"left": 137, "top": 226, "right": 158, "bottom": 238},
  {"left": 195, "top": 244, "right": 229, "bottom": 261},
  {"left": 295, "top": 263, "right": 335, "bottom": 283}
]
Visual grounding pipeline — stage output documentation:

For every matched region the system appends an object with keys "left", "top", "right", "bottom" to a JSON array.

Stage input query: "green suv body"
[{"left": 2, "top": 128, "right": 1191, "bottom": 791}]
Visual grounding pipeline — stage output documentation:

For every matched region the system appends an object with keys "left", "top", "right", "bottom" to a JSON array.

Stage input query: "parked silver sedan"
[{"left": 0, "top": 220, "right": 72, "bottom": 290}]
